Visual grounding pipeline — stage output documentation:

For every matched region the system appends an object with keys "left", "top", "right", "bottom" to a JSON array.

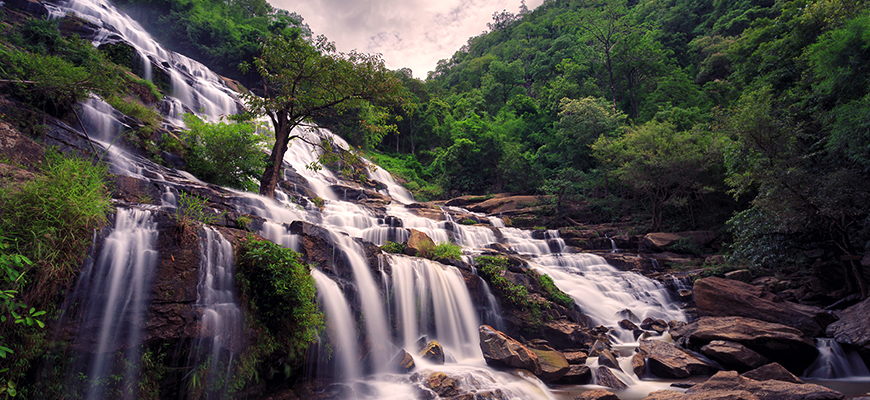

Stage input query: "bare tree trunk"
[{"left": 259, "top": 119, "right": 291, "bottom": 199}]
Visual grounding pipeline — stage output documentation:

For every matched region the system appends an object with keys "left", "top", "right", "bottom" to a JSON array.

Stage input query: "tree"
[
  {"left": 569, "top": 0, "right": 633, "bottom": 112},
  {"left": 241, "top": 33, "right": 404, "bottom": 198},
  {"left": 593, "top": 120, "right": 725, "bottom": 230}
]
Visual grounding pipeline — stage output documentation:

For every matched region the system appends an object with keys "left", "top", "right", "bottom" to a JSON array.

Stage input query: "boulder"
[
  {"left": 639, "top": 339, "right": 719, "bottom": 378},
  {"left": 405, "top": 229, "right": 435, "bottom": 257},
  {"left": 632, "top": 352, "right": 646, "bottom": 377},
  {"left": 700, "top": 340, "right": 770, "bottom": 372},
  {"left": 564, "top": 350, "right": 589, "bottom": 365},
  {"left": 589, "top": 340, "right": 611, "bottom": 357},
  {"left": 643, "top": 390, "right": 759, "bottom": 400},
  {"left": 597, "top": 348, "right": 623, "bottom": 372},
  {"left": 392, "top": 349, "right": 416, "bottom": 373},
  {"left": 422, "top": 372, "right": 461, "bottom": 398},
  {"left": 542, "top": 320, "right": 595, "bottom": 350},
  {"left": 686, "top": 371, "right": 844, "bottom": 400},
  {"left": 557, "top": 365, "right": 592, "bottom": 384},
  {"left": 419, "top": 340, "right": 445, "bottom": 365},
  {"left": 574, "top": 389, "right": 621, "bottom": 400},
  {"left": 642, "top": 231, "right": 715, "bottom": 252},
  {"left": 724, "top": 269, "right": 752, "bottom": 282},
  {"left": 741, "top": 363, "right": 802, "bottom": 384},
  {"left": 693, "top": 277, "right": 835, "bottom": 337},
  {"left": 530, "top": 348, "right": 570, "bottom": 382},
  {"left": 671, "top": 316, "right": 818, "bottom": 374},
  {"left": 826, "top": 296, "right": 870, "bottom": 360},
  {"left": 595, "top": 367, "right": 628, "bottom": 390},
  {"left": 479, "top": 325, "right": 542, "bottom": 375}
]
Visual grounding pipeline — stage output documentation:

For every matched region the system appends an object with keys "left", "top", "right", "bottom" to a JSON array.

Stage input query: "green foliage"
[
  {"left": 174, "top": 191, "right": 220, "bottom": 227},
  {"left": 380, "top": 241, "right": 405, "bottom": 254},
  {"left": 418, "top": 242, "right": 463, "bottom": 261},
  {"left": 536, "top": 273, "right": 573, "bottom": 308},
  {"left": 236, "top": 237, "right": 323, "bottom": 361},
  {"left": 460, "top": 218, "right": 477, "bottom": 225},
  {"left": 310, "top": 197, "right": 325, "bottom": 210},
  {"left": 475, "top": 256, "right": 531, "bottom": 309},
  {"left": 181, "top": 114, "right": 267, "bottom": 191},
  {"left": 665, "top": 237, "right": 704, "bottom": 257},
  {"left": 240, "top": 32, "right": 405, "bottom": 197}
]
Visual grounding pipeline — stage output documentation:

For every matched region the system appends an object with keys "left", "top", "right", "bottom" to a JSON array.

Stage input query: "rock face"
[
  {"left": 393, "top": 349, "right": 416, "bottom": 373},
  {"left": 693, "top": 277, "right": 835, "bottom": 337},
  {"left": 741, "top": 363, "right": 802, "bottom": 384},
  {"left": 556, "top": 365, "right": 592, "bottom": 384},
  {"left": 642, "top": 231, "right": 715, "bottom": 252},
  {"left": 700, "top": 340, "right": 770, "bottom": 372},
  {"left": 479, "top": 325, "right": 542, "bottom": 375},
  {"left": 826, "top": 296, "right": 870, "bottom": 361},
  {"left": 405, "top": 228, "right": 435, "bottom": 257},
  {"left": 595, "top": 367, "right": 628, "bottom": 390},
  {"left": 638, "top": 339, "right": 719, "bottom": 378},
  {"left": 420, "top": 340, "right": 445, "bottom": 365},
  {"left": 686, "top": 371, "right": 843, "bottom": 400},
  {"left": 530, "top": 348, "right": 570, "bottom": 382},
  {"left": 575, "top": 388, "right": 621, "bottom": 400},
  {"left": 671, "top": 316, "right": 818, "bottom": 374}
]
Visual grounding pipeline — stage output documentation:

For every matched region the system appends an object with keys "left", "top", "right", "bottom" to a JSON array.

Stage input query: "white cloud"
[{"left": 269, "top": 0, "right": 543, "bottom": 79}]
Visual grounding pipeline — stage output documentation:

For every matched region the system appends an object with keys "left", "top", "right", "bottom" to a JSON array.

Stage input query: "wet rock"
[
  {"left": 700, "top": 340, "right": 770, "bottom": 372},
  {"left": 479, "top": 325, "right": 542, "bottom": 375},
  {"left": 724, "top": 269, "right": 752, "bottom": 282},
  {"left": 530, "top": 348, "right": 570, "bottom": 382},
  {"left": 597, "top": 348, "right": 622, "bottom": 372},
  {"left": 641, "top": 318, "right": 669, "bottom": 334},
  {"left": 423, "top": 372, "right": 461, "bottom": 398},
  {"left": 642, "top": 231, "right": 714, "bottom": 252},
  {"left": 419, "top": 340, "right": 445, "bottom": 365},
  {"left": 557, "top": 364, "right": 592, "bottom": 384},
  {"left": 392, "top": 349, "right": 415, "bottom": 373},
  {"left": 595, "top": 367, "right": 628, "bottom": 390},
  {"left": 618, "top": 309, "right": 640, "bottom": 323},
  {"left": 825, "top": 296, "right": 870, "bottom": 360},
  {"left": 643, "top": 389, "right": 758, "bottom": 400},
  {"left": 542, "top": 320, "right": 595, "bottom": 350},
  {"left": 589, "top": 340, "right": 611, "bottom": 357},
  {"left": 741, "top": 363, "right": 802, "bottom": 384},
  {"left": 405, "top": 229, "right": 435, "bottom": 257},
  {"left": 632, "top": 352, "right": 646, "bottom": 377},
  {"left": 639, "top": 339, "right": 719, "bottom": 379},
  {"left": 564, "top": 350, "right": 588, "bottom": 365},
  {"left": 687, "top": 370, "right": 843, "bottom": 400},
  {"left": 693, "top": 277, "right": 835, "bottom": 337},
  {"left": 619, "top": 319, "right": 640, "bottom": 331},
  {"left": 574, "top": 388, "right": 621, "bottom": 400},
  {"left": 671, "top": 316, "right": 818, "bottom": 374}
]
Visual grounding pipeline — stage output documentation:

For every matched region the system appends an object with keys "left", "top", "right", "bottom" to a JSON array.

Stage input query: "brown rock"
[
  {"left": 405, "top": 229, "right": 435, "bottom": 257},
  {"left": 530, "top": 348, "right": 570, "bottom": 382},
  {"left": 671, "top": 316, "right": 818, "bottom": 374},
  {"left": 687, "top": 371, "right": 844, "bottom": 400},
  {"left": 826, "top": 296, "right": 870, "bottom": 360},
  {"left": 595, "top": 367, "right": 628, "bottom": 390},
  {"left": 557, "top": 364, "right": 592, "bottom": 384},
  {"left": 700, "top": 340, "right": 770, "bottom": 372},
  {"left": 419, "top": 340, "right": 445, "bottom": 365},
  {"left": 479, "top": 325, "right": 542, "bottom": 375},
  {"left": 693, "top": 277, "right": 834, "bottom": 337},
  {"left": 543, "top": 320, "right": 595, "bottom": 350},
  {"left": 574, "top": 388, "right": 621, "bottom": 400},
  {"left": 564, "top": 351, "right": 589, "bottom": 365},
  {"left": 392, "top": 349, "right": 415, "bottom": 373},
  {"left": 639, "top": 339, "right": 718, "bottom": 378},
  {"left": 598, "top": 348, "right": 623, "bottom": 372},
  {"left": 643, "top": 390, "right": 759, "bottom": 400},
  {"left": 741, "top": 363, "right": 803, "bottom": 384},
  {"left": 724, "top": 269, "right": 752, "bottom": 282},
  {"left": 632, "top": 352, "right": 646, "bottom": 377},
  {"left": 424, "top": 372, "right": 461, "bottom": 398}
]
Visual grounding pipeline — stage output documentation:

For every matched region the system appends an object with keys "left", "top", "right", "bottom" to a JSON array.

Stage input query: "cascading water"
[
  {"left": 804, "top": 338, "right": 870, "bottom": 379},
  {"left": 188, "top": 227, "right": 243, "bottom": 396},
  {"left": 64, "top": 208, "right": 158, "bottom": 399},
  {"left": 311, "top": 269, "right": 361, "bottom": 380}
]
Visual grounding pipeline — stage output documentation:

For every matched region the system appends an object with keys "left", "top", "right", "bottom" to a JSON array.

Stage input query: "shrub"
[
  {"left": 475, "top": 256, "right": 531, "bottom": 309},
  {"left": 174, "top": 191, "right": 220, "bottom": 226},
  {"left": 537, "top": 273, "right": 574, "bottom": 308},
  {"left": 236, "top": 238, "right": 323, "bottom": 360},
  {"left": 460, "top": 218, "right": 477, "bottom": 225},
  {"left": 418, "top": 242, "right": 462, "bottom": 261},
  {"left": 381, "top": 241, "right": 405, "bottom": 254},
  {"left": 181, "top": 114, "right": 267, "bottom": 191}
]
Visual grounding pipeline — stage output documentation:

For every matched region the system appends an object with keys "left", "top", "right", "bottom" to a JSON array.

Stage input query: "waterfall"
[
  {"left": 804, "top": 338, "right": 870, "bottom": 379},
  {"left": 65, "top": 208, "right": 158, "bottom": 399},
  {"left": 312, "top": 269, "right": 361, "bottom": 380},
  {"left": 188, "top": 227, "right": 242, "bottom": 396}
]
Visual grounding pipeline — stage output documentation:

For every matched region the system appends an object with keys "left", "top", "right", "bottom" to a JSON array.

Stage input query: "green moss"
[
  {"left": 418, "top": 242, "right": 462, "bottom": 261},
  {"left": 475, "top": 256, "right": 531, "bottom": 309},
  {"left": 536, "top": 273, "right": 574, "bottom": 308}
]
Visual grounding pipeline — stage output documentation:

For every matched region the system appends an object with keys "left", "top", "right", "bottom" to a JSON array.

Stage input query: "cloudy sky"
[{"left": 269, "top": 0, "right": 545, "bottom": 79}]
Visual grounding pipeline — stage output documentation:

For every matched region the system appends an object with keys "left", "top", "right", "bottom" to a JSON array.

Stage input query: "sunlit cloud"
[{"left": 269, "top": 0, "right": 543, "bottom": 78}]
